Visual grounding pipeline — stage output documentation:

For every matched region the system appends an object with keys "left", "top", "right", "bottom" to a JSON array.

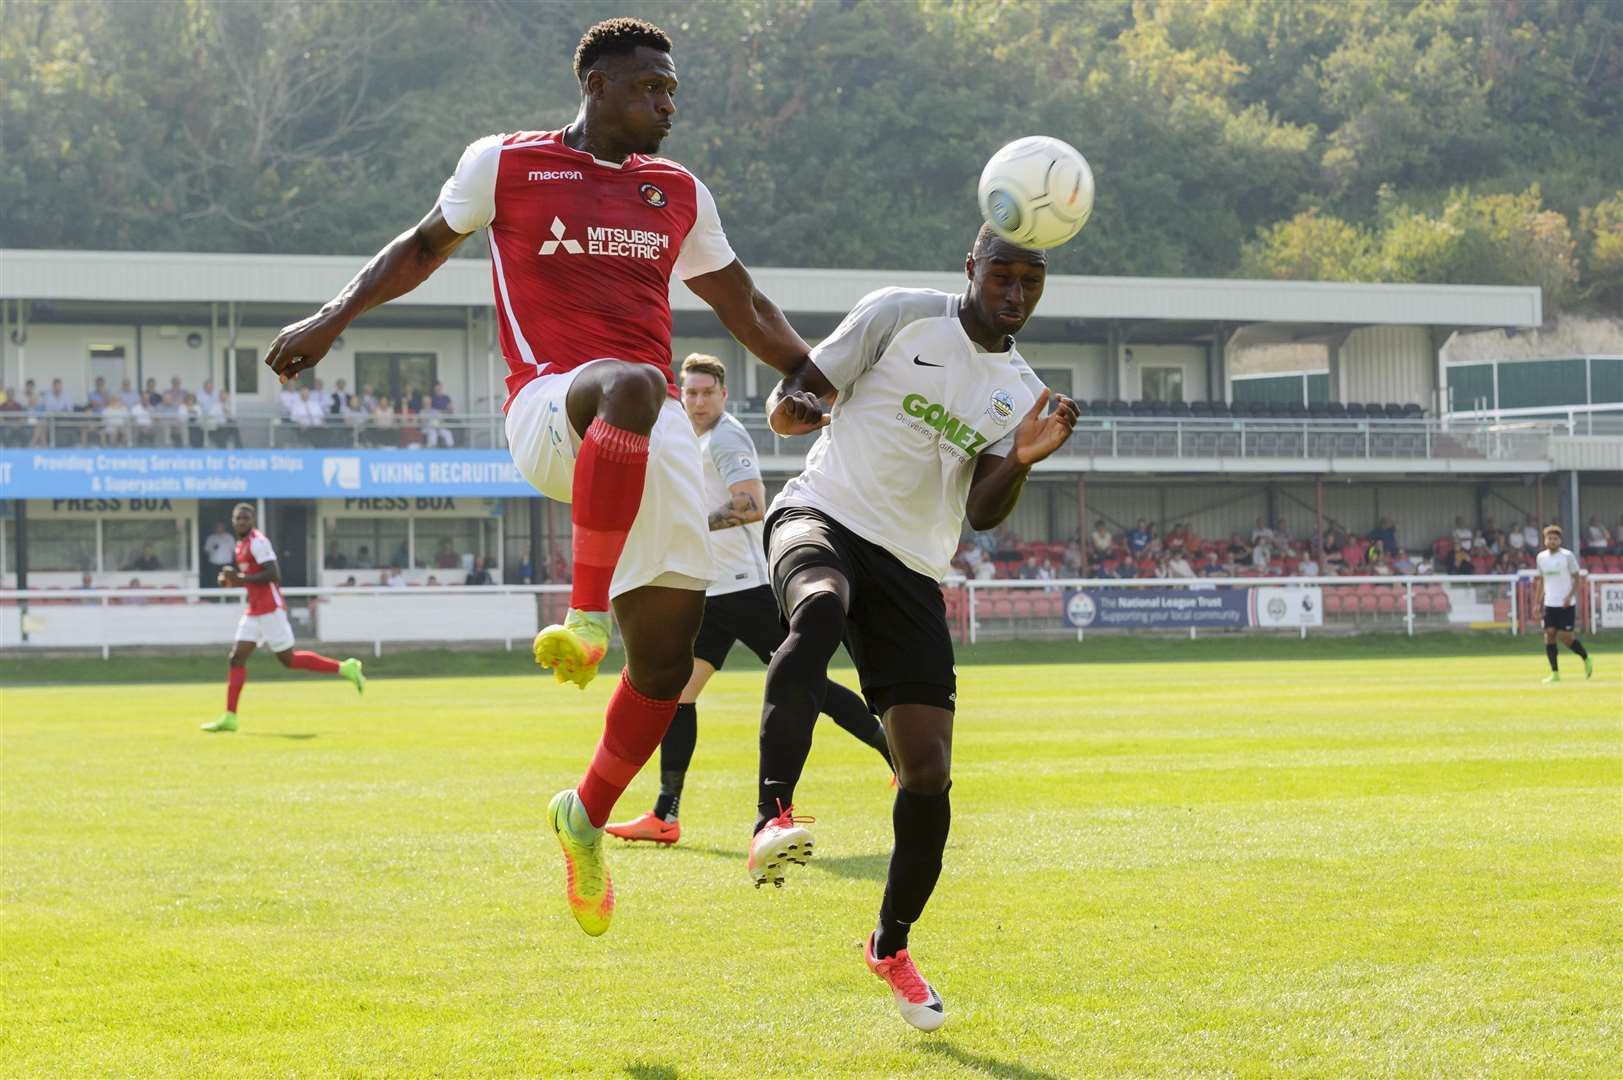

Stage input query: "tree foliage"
[{"left": 2, "top": 0, "right": 1619, "bottom": 309}]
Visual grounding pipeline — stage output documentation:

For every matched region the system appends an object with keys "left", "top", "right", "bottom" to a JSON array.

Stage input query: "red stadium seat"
[
  {"left": 1376, "top": 590, "right": 1400, "bottom": 613},
  {"left": 1324, "top": 591, "right": 1343, "bottom": 614},
  {"left": 1012, "top": 598, "right": 1035, "bottom": 619},
  {"left": 1359, "top": 593, "right": 1379, "bottom": 613}
]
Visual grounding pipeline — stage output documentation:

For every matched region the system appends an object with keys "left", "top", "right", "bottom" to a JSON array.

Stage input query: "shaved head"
[{"left": 972, "top": 223, "right": 1046, "bottom": 266}]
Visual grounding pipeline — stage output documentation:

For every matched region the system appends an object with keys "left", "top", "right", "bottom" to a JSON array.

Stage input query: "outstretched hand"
[
  {"left": 1012, "top": 389, "right": 1079, "bottom": 465},
  {"left": 265, "top": 312, "right": 342, "bottom": 385}
]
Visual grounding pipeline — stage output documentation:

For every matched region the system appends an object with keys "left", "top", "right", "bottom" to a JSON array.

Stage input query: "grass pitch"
[{"left": 3, "top": 644, "right": 1620, "bottom": 1077}]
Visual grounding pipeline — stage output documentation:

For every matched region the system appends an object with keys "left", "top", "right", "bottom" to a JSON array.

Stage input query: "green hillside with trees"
[{"left": 3, "top": 0, "right": 1618, "bottom": 308}]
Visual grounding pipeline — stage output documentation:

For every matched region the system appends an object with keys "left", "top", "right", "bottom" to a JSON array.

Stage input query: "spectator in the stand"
[
  {"left": 42, "top": 378, "right": 74, "bottom": 414},
  {"left": 0, "top": 387, "right": 27, "bottom": 448},
  {"left": 204, "top": 521, "right": 236, "bottom": 579},
  {"left": 87, "top": 376, "right": 110, "bottom": 411},
  {"left": 1392, "top": 549, "right": 1416, "bottom": 574},
  {"left": 118, "top": 378, "right": 140, "bottom": 407},
  {"left": 98, "top": 396, "right": 131, "bottom": 445},
  {"left": 991, "top": 522, "right": 1021, "bottom": 561},
  {"left": 961, "top": 544, "right": 986, "bottom": 576},
  {"left": 1299, "top": 550, "right": 1320, "bottom": 576},
  {"left": 423, "top": 381, "right": 456, "bottom": 448},
  {"left": 1089, "top": 519, "right": 1114, "bottom": 559},
  {"left": 167, "top": 375, "right": 188, "bottom": 401},
  {"left": 426, "top": 575, "right": 442, "bottom": 587},
  {"left": 24, "top": 388, "right": 47, "bottom": 446},
  {"left": 359, "top": 384, "right": 379, "bottom": 412},
  {"left": 143, "top": 377, "right": 162, "bottom": 409},
  {"left": 1166, "top": 551, "right": 1195, "bottom": 578},
  {"left": 1341, "top": 534, "right": 1367, "bottom": 571},
  {"left": 1615, "top": 516, "right": 1623, "bottom": 554},
  {"left": 1165, "top": 522, "right": 1188, "bottom": 552},
  {"left": 1370, "top": 549, "right": 1393, "bottom": 575},
  {"left": 204, "top": 388, "right": 240, "bottom": 448},
  {"left": 178, "top": 392, "right": 204, "bottom": 447},
  {"left": 353, "top": 545, "right": 376, "bottom": 569},
  {"left": 1493, "top": 551, "right": 1517, "bottom": 574},
  {"left": 342, "top": 575, "right": 358, "bottom": 587},
  {"left": 366, "top": 397, "right": 397, "bottom": 446},
  {"left": 79, "top": 572, "right": 95, "bottom": 589},
  {"left": 153, "top": 389, "right": 184, "bottom": 447},
  {"left": 1250, "top": 516, "right": 1273, "bottom": 547},
  {"left": 547, "top": 551, "right": 568, "bottom": 583},
  {"left": 385, "top": 566, "right": 406, "bottom": 588},
  {"left": 1507, "top": 522, "right": 1528, "bottom": 552},
  {"left": 465, "top": 556, "right": 494, "bottom": 586},
  {"left": 1199, "top": 550, "right": 1224, "bottom": 576},
  {"left": 973, "top": 558, "right": 995, "bottom": 581},
  {"left": 434, "top": 538, "right": 460, "bottom": 570},
  {"left": 1127, "top": 518, "right": 1152, "bottom": 554},
  {"left": 1584, "top": 516, "right": 1611, "bottom": 554},
  {"left": 517, "top": 555, "right": 533, "bottom": 584},
  {"left": 1226, "top": 531, "right": 1251, "bottom": 565},
  {"left": 289, "top": 387, "right": 325, "bottom": 439},
  {"left": 197, "top": 379, "right": 218, "bottom": 413},
  {"left": 1451, "top": 516, "right": 1474, "bottom": 551},
  {"left": 325, "top": 543, "right": 349, "bottom": 569},
  {"left": 279, "top": 381, "right": 301, "bottom": 418},
  {"left": 126, "top": 545, "right": 162, "bottom": 572},
  {"left": 1273, "top": 517, "right": 1292, "bottom": 545},
  {"left": 1449, "top": 541, "right": 1472, "bottom": 575},
  {"left": 1062, "top": 541, "right": 1082, "bottom": 576},
  {"left": 1250, "top": 536, "right": 1272, "bottom": 573},
  {"left": 128, "top": 395, "right": 154, "bottom": 444},
  {"left": 403, "top": 382, "right": 425, "bottom": 413},
  {"left": 1367, "top": 515, "right": 1398, "bottom": 552},
  {"left": 329, "top": 379, "right": 349, "bottom": 415}
]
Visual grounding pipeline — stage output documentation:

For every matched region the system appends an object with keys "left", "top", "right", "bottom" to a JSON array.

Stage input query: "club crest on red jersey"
[{"left": 639, "top": 183, "right": 667, "bottom": 208}]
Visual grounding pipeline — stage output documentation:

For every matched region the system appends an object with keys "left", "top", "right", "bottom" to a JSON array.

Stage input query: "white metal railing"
[
  {"left": 729, "top": 412, "right": 1569, "bottom": 464},
  {"left": 0, "top": 584, "right": 570, "bottom": 658},
  {"left": 3, "top": 575, "right": 1618, "bottom": 658},
  {"left": 1444, "top": 402, "right": 1623, "bottom": 437},
  {"left": 954, "top": 573, "right": 1623, "bottom": 644},
  {"left": 0, "top": 413, "right": 510, "bottom": 451}
]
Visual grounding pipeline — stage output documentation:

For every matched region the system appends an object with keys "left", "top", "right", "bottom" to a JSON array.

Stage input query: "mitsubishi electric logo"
[{"left": 538, "top": 217, "right": 584, "bottom": 255}]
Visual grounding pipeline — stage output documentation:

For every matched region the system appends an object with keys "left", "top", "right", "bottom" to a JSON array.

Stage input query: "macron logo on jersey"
[
  {"left": 528, "top": 169, "right": 583, "bottom": 182},
  {"left": 539, "top": 217, "right": 584, "bottom": 255}
]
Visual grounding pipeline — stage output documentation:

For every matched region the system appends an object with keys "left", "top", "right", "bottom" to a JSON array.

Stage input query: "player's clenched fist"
[
  {"left": 1011, "top": 388, "right": 1079, "bottom": 465},
  {"left": 769, "top": 388, "right": 832, "bottom": 437}
]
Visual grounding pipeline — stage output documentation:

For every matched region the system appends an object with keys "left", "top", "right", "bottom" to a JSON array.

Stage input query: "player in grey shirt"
[
  {"left": 747, "top": 225, "right": 1078, "bottom": 1031},
  {"left": 606, "top": 354, "right": 892, "bottom": 846}
]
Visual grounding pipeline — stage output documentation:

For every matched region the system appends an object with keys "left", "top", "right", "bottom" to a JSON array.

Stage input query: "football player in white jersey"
[
  {"left": 605, "top": 354, "right": 892, "bottom": 845},
  {"left": 746, "top": 224, "right": 1078, "bottom": 1030},
  {"left": 1533, "top": 524, "right": 1593, "bottom": 682}
]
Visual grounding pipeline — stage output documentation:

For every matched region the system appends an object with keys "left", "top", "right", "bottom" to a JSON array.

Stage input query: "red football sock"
[
  {"left": 576, "top": 671, "right": 678, "bottom": 827},
  {"left": 226, "top": 666, "right": 247, "bottom": 712},
  {"left": 289, "top": 651, "right": 341, "bottom": 674},
  {"left": 570, "top": 418, "right": 650, "bottom": 613}
]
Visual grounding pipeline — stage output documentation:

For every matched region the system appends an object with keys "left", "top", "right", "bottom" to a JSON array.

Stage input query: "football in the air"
[{"left": 976, "top": 136, "right": 1095, "bottom": 250}]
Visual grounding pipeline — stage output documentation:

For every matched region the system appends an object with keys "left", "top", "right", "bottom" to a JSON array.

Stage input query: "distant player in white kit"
[
  {"left": 605, "top": 354, "right": 891, "bottom": 845},
  {"left": 202, "top": 503, "right": 364, "bottom": 732},
  {"left": 1533, "top": 524, "right": 1594, "bottom": 683}
]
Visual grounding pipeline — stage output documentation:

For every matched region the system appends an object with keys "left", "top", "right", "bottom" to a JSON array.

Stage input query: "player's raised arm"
[
  {"left": 265, "top": 207, "right": 471, "bottom": 382},
  {"left": 964, "top": 388, "right": 1079, "bottom": 531}
]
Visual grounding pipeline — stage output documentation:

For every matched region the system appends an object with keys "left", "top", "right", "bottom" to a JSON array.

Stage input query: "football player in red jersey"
[
  {"left": 265, "top": 18, "right": 819, "bottom": 936},
  {"left": 202, "top": 503, "right": 365, "bottom": 733}
]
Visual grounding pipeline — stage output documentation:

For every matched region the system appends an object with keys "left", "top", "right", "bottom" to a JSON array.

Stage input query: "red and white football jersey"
[
  {"left": 438, "top": 129, "right": 737, "bottom": 409},
  {"left": 235, "top": 529, "right": 284, "bottom": 616}
]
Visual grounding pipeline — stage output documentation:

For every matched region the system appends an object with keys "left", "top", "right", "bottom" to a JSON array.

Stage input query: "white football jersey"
[
  {"left": 772, "top": 287, "right": 1045, "bottom": 581},
  {"left": 701, "top": 411, "right": 769, "bottom": 596},
  {"left": 1536, "top": 546, "right": 1580, "bottom": 605}
]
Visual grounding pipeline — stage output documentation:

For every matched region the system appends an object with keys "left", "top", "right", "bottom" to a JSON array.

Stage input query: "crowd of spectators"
[
  {"left": 280, "top": 380, "right": 458, "bottom": 448},
  {"left": 953, "top": 512, "right": 1623, "bottom": 581},
  {"left": 0, "top": 376, "right": 240, "bottom": 447}
]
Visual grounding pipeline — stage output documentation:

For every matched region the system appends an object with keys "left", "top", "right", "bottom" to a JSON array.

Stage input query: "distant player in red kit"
[
  {"left": 202, "top": 503, "right": 365, "bottom": 733},
  {"left": 263, "top": 19, "right": 818, "bottom": 935}
]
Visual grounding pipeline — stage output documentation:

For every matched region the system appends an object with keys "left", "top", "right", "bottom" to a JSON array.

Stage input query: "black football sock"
[
  {"left": 823, "top": 681, "right": 893, "bottom": 769},
  {"left": 1546, "top": 643, "right": 1559, "bottom": 671},
  {"left": 653, "top": 702, "right": 697, "bottom": 821},
  {"left": 875, "top": 784, "right": 952, "bottom": 959},
  {"left": 1568, "top": 639, "right": 1588, "bottom": 659},
  {"left": 757, "top": 590, "right": 846, "bottom": 833}
]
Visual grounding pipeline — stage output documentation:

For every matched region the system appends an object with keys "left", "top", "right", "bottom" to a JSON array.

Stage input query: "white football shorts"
[
  {"left": 505, "top": 363, "right": 714, "bottom": 598},
  {"left": 235, "top": 608, "right": 296, "bottom": 653}
]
